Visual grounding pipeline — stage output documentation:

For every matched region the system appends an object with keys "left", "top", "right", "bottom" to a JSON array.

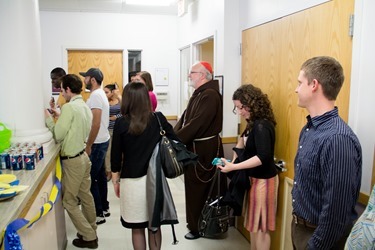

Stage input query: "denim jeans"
[{"left": 89, "top": 140, "right": 109, "bottom": 216}]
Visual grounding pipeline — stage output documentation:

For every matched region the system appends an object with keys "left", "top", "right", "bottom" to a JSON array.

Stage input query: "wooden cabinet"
[{"left": 18, "top": 168, "right": 66, "bottom": 250}]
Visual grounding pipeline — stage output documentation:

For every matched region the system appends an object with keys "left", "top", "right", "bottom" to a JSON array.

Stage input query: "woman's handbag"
[
  {"left": 198, "top": 169, "right": 230, "bottom": 237},
  {"left": 154, "top": 112, "right": 198, "bottom": 178}
]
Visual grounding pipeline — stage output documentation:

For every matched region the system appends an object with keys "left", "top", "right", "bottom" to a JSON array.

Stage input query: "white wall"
[
  {"left": 223, "top": 0, "right": 241, "bottom": 136},
  {"left": 349, "top": 0, "right": 375, "bottom": 194},
  {"left": 40, "top": 11, "right": 179, "bottom": 115},
  {"left": 239, "top": 0, "right": 329, "bottom": 30},
  {"left": 177, "top": 0, "right": 241, "bottom": 137}
]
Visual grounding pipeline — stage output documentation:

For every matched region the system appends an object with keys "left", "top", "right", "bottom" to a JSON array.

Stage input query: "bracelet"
[{"left": 112, "top": 179, "right": 120, "bottom": 184}]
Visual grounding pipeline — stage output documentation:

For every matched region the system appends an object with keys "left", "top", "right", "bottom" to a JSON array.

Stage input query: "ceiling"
[{"left": 38, "top": 0, "right": 179, "bottom": 15}]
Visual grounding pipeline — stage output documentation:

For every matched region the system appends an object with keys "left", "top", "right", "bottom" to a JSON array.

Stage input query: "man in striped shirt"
[{"left": 291, "top": 56, "right": 362, "bottom": 249}]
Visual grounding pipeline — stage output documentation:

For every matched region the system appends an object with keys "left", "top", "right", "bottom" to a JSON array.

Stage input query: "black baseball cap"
[{"left": 79, "top": 68, "right": 103, "bottom": 82}]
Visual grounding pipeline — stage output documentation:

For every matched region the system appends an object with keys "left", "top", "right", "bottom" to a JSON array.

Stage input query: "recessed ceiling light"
[{"left": 125, "top": 0, "right": 176, "bottom": 6}]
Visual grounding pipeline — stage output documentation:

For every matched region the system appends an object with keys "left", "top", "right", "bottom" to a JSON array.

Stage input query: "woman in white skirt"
[{"left": 110, "top": 82, "right": 179, "bottom": 250}]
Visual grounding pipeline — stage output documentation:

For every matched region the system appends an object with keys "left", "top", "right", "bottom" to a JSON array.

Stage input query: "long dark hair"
[
  {"left": 137, "top": 71, "right": 154, "bottom": 91},
  {"left": 232, "top": 84, "right": 276, "bottom": 132},
  {"left": 121, "top": 82, "right": 152, "bottom": 135},
  {"left": 104, "top": 83, "right": 116, "bottom": 92}
]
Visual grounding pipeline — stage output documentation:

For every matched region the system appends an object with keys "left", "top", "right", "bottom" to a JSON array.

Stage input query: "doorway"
[
  {"left": 128, "top": 50, "right": 142, "bottom": 83},
  {"left": 67, "top": 50, "right": 124, "bottom": 100},
  {"left": 178, "top": 36, "right": 215, "bottom": 117}
]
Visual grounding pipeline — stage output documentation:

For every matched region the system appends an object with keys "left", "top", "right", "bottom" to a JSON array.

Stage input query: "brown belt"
[{"left": 292, "top": 214, "right": 317, "bottom": 229}]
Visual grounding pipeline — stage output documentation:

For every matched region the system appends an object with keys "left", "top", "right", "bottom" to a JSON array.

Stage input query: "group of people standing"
[
  {"left": 46, "top": 68, "right": 112, "bottom": 249},
  {"left": 45, "top": 56, "right": 364, "bottom": 250},
  {"left": 215, "top": 56, "right": 362, "bottom": 250}
]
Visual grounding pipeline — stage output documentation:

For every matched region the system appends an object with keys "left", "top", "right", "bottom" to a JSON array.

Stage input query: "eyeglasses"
[
  {"left": 189, "top": 71, "right": 203, "bottom": 75},
  {"left": 232, "top": 105, "right": 246, "bottom": 114}
]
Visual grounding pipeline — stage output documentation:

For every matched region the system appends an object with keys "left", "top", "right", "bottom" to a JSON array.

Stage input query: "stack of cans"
[{"left": 0, "top": 142, "right": 43, "bottom": 171}]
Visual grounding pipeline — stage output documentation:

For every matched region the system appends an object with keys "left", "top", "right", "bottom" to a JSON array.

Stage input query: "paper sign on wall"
[{"left": 155, "top": 68, "right": 169, "bottom": 86}]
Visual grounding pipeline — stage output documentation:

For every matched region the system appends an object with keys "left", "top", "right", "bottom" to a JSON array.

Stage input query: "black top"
[
  {"left": 111, "top": 112, "right": 179, "bottom": 178},
  {"left": 239, "top": 119, "right": 277, "bottom": 179}
]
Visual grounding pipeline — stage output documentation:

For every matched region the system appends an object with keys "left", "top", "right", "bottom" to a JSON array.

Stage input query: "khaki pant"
[{"left": 62, "top": 153, "right": 97, "bottom": 241}]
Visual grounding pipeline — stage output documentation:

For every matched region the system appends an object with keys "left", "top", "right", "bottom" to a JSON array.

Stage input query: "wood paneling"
[
  {"left": 241, "top": 0, "right": 354, "bottom": 248},
  {"left": 68, "top": 50, "right": 123, "bottom": 100}
]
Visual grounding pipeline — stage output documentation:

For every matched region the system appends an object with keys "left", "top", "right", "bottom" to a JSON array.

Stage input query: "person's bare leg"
[
  {"left": 250, "top": 232, "right": 257, "bottom": 250},
  {"left": 132, "top": 228, "right": 146, "bottom": 250},
  {"left": 255, "top": 230, "right": 271, "bottom": 250},
  {"left": 148, "top": 228, "right": 162, "bottom": 250}
]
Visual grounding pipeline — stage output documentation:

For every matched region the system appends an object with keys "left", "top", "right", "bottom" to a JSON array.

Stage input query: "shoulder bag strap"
[
  {"left": 206, "top": 169, "right": 221, "bottom": 201},
  {"left": 153, "top": 112, "right": 165, "bottom": 135}
]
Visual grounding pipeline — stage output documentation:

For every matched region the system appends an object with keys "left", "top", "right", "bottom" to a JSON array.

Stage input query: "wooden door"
[
  {"left": 67, "top": 50, "right": 123, "bottom": 101},
  {"left": 240, "top": 0, "right": 354, "bottom": 249}
]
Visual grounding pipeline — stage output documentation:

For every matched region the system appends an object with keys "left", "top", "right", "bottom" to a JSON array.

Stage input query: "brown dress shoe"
[
  {"left": 72, "top": 237, "right": 98, "bottom": 249},
  {"left": 76, "top": 233, "right": 99, "bottom": 242}
]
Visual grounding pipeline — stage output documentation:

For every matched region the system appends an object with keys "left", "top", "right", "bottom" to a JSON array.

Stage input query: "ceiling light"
[{"left": 125, "top": 0, "right": 176, "bottom": 6}]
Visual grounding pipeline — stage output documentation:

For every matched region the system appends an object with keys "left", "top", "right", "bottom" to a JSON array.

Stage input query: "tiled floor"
[{"left": 65, "top": 176, "right": 250, "bottom": 250}]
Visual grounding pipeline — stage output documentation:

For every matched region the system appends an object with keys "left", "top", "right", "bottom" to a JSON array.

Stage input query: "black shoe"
[
  {"left": 72, "top": 238, "right": 98, "bottom": 249},
  {"left": 77, "top": 233, "right": 99, "bottom": 242},
  {"left": 184, "top": 231, "right": 201, "bottom": 240},
  {"left": 96, "top": 216, "right": 106, "bottom": 225},
  {"left": 103, "top": 209, "right": 110, "bottom": 217}
]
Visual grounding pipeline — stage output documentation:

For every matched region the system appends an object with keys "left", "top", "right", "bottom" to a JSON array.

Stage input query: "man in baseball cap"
[
  {"left": 80, "top": 67, "right": 111, "bottom": 226},
  {"left": 79, "top": 68, "right": 103, "bottom": 88}
]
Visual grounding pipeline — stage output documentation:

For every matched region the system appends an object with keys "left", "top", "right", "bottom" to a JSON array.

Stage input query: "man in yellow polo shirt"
[{"left": 45, "top": 74, "right": 98, "bottom": 249}]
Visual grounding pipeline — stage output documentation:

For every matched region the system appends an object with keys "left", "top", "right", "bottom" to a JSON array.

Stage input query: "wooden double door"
[{"left": 67, "top": 50, "right": 124, "bottom": 100}]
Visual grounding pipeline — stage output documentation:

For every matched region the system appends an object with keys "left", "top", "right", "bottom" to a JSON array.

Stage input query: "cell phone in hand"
[
  {"left": 47, "top": 108, "right": 53, "bottom": 114},
  {"left": 212, "top": 158, "right": 231, "bottom": 166}
]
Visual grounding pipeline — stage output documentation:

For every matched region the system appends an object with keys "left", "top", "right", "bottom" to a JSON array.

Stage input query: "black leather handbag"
[
  {"left": 154, "top": 112, "right": 198, "bottom": 178},
  {"left": 198, "top": 169, "right": 230, "bottom": 237}
]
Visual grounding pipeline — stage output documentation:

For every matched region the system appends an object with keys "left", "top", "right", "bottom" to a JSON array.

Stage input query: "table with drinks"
[{"left": 0, "top": 143, "right": 60, "bottom": 234}]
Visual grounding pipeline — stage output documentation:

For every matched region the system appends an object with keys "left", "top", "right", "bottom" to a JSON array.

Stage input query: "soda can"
[
  {"left": 0, "top": 152, "right": 11, "bottom": 169},
  {"left": 37, "top": 144, "right": 44, "bottom": 160},
  {"left": 10, "top": 153, "right": 23, "bottom": 170},
  {"left": 30, "top": 147, "right": 39, "bottom": 162},
  {"left": 23, "top": 153, "right": 36, "bottom": 170},
  {"left": 11, "top": 142, "right": 21, "bottom": 148}
]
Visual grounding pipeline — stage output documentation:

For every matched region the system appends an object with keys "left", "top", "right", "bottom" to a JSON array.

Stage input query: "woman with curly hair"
[{"left": 218, "top": 84, "right": 278, "bottom": 250}]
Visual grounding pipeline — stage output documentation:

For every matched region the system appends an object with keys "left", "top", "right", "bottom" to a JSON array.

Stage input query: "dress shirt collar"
[
  {"left": 70, "top": 95, "right": 83, "bottom": 102},
  {"left": 306, "top": 107, "right": 338, "bottom": 129}
]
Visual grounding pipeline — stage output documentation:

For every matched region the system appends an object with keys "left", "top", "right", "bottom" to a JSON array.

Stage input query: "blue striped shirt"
[
  {"left": 292, "top": 107, "right": 362, "bottom": 249},
  {"left": 108, "top": 103, "right": 121, "bottom": 130}
]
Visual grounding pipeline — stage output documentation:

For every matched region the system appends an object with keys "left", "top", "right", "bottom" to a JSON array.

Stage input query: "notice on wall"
[{"left": 155, "top": 68, "right": 169, "bottom": 86}]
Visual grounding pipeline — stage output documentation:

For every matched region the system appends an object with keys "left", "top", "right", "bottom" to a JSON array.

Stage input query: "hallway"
[{"left": 65, "top": 176, "right": 250, "bottom": 250}]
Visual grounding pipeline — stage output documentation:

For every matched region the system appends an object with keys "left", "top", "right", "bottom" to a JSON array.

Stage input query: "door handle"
[{"left": 275, "top": 160, "right": 287, "bottom": 172}]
